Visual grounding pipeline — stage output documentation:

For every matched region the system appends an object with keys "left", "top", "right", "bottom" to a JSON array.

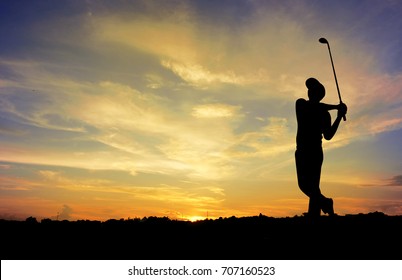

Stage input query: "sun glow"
[{"left": 186, "top": 215, "right": 208, "bottom": 222}]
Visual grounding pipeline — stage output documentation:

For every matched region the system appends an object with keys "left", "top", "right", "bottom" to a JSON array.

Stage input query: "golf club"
[{"left": 319, "top": 37, "right": 346, "bottom": 121}]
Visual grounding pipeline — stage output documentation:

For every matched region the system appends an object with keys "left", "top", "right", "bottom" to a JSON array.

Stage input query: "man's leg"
[
  {"left": 306, "top": 149, "right": 324, "bottom": 217},
  {"left": 296, "top": 149, "right": 321, "bottom": 216},
  {"left": 308, "top": 193, "right": 322, "bottom": 217}
]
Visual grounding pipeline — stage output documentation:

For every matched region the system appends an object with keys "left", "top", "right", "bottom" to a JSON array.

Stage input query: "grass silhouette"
[{"left": 2, "top": 212, "right": 401, "bottom": 260}]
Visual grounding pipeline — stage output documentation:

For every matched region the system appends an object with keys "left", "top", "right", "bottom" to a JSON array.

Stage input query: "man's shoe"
[{"left": 322, "top": 198, "right": 334, "bottom": 216}]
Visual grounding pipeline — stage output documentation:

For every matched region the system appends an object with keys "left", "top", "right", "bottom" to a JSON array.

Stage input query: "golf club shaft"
[{"left": 326, "top": 44, "right": 346, "bottom": 121}]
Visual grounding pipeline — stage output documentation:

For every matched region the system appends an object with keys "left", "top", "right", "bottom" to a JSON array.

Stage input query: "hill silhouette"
[{"left": 2, "top": 212, "right": 401, "bottom": 260}]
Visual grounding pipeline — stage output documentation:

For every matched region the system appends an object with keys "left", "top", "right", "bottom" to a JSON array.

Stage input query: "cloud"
[
  {"left": 1, "top": 0, "right": 402, "bottom": 221},
  {"left": 0, "top": 175, "right": 36, "bottom": 191},
  {"left": 0, "top": 164, "right": 11, "bottom": 169},
  {"left": 57, "top": 204, "right": 73, "bottom": 220},
  {"left": 1, "top": 165, "right": 227, "bottom": 220},
  {"left": 162, "top": 60, "right": 238, "bottom": 87},
  {"left": 387, "top": 175, "right": 402, "bottom": 187},
  {"left": 89, "top": 12, "right": 199, "bottom": 63},
  {"left": 39, "top": 170, "right": 61, "bottom": 180},
  {"left": 228, "top": 117, "right": 294, "bottom": 158},
  {"left": 192, "top": 103, "right": 241, "bottom": 119}
]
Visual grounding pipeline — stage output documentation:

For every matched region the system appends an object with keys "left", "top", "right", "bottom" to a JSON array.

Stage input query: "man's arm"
[
  {"left": 320, "top": 103, "right": 340, "bottom": 111},
  {"left": 322, "top": 114, "right": 342, "bottom": 140},
  {"left": 322, "top": 103, "right": 347, "bottom": 140},
  {"left": 295, "top": 98, "right": 307, "bottom": 115}
]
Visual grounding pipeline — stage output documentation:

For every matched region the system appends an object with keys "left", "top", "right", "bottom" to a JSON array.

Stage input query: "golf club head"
[{"left": 319, "top": 37, "right": 328, "bottom": 44}]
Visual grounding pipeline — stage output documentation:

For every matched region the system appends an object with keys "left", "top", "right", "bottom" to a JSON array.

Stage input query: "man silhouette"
[{"left": 295, "top": 77, "right": 347, "bottom": 217}]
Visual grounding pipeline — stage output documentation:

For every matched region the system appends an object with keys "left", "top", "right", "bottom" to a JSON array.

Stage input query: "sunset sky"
[{"left": 1, "top": 0, "right": 402, "bottom": 221}]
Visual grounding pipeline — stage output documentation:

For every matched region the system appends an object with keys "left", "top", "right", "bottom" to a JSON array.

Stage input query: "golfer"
[{"left": 295, "top": 77, "right": 347, "bottom": 217}]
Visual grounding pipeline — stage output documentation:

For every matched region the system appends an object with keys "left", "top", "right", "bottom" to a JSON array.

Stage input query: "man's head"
[{"left": 306, "top": 77, "right": 325, "bottom": 102}]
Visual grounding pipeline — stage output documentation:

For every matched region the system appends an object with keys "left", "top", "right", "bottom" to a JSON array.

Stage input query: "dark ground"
[{"left": 1, "top": 212, "right": 401, "bottom": 260}]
